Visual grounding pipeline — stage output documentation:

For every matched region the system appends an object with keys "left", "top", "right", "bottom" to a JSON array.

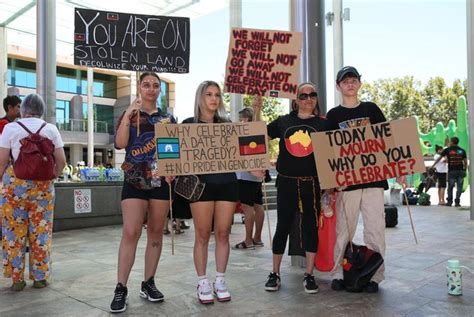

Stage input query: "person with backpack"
[{"left": 0, "top": 93, "right": 66, "bottom": 291}]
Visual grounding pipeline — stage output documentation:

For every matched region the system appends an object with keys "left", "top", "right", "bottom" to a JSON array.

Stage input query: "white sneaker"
[
  {"left": 197, "top": 280, "right": 214, "bottom": 304},
  {"left": 213, "top": 280, "right": 231, "bottom": 302}
]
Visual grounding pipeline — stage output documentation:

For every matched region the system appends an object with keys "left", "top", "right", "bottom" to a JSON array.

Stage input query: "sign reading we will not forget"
[
  {"left": 312, "top": 117, "right": 426, "bottom": 190},
  {"left": 225, "top": 28, "right": 302, "bottom": 99},
  {"left": 74, "top": 8, "right": 190, "bottom": 73},
  {"left": 155, "top": 122, "right": 270, "bottom": 176}
]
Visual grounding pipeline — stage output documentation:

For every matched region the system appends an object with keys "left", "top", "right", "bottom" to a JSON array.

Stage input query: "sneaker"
[
  {"left": 265, "top": 272, "right": 281, "bottom": 291},
  {"left": 455, "top": 203, "right": 461, "bottom": 207},
  {"left": 331, "top": 279, "right": 345, "bottom": 291},
  {"left": 364, "top": 281, "right": 379, "bottom": 293},
  {"left": 197, "top": 280, "right": 214, "bottom": 304},
  {"left": 110, "top": 283, "right": 128, "bottom": 313},
  {"left": 33, "top": 280, "right": 48, "bottom": 289},
  {"left": 11, "top": 280, "right": 26, "bottom": 292},
  {"left": 303, "top": 273, "right": 319, "bottom": 294},
  {"left": 140, "top": 277, "right": 164, "bottom": 302},
  {"left": 213, "top": 280, "right": 231, "bottom": 302}
]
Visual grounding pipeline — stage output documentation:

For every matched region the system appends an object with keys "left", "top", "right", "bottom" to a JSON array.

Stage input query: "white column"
[
  {"left": 0, "top": 27, "right": 7, "bottom": 116},
  {"left": 332, "top": 0, "right": 343, "bottom": 107},
  {"left": 36, "top": 0, "right": 56, "bottom": 123},
  {"left": 87, "top": 68, "right": 94, "bottom": 167},
  {"left": 229, "top": 0, "right": 243, "bottom": 121},
  {"left": 467, "top": 0, "right": 474, "bottom": 220}
]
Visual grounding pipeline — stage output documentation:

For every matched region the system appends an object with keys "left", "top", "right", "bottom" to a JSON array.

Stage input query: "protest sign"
[
  {"left": 155, "top": 122, "right": 270, "bottom": 176},
  {"left": 74, "top": 8, "right": 190, "bottom": 73},
  {"left": 312, "top": 117, "right": 425, "bottom": 190},
  {"left": 224, "top": 28, "right": 302, "bottom": 99}
]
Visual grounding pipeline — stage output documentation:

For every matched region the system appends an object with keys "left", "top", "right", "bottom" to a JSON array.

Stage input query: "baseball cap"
[{"left": 336, "top": 66, "right": 361, "bottom": 84}]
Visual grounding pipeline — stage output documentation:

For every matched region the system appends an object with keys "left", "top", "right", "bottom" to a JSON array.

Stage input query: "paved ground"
[{"left": 0, "top": 187, "right": 473, "bottom": 316}]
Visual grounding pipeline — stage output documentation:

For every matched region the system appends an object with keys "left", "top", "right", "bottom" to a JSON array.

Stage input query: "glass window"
[
  {"left": 82, "top": 103, "right": 114, "bottom": 134},
  {"left": 157, "top": 81, "right": 169, "bottom": 112},
  {"left": 56, "top": 100, "right": 70, "bottom": 124}
]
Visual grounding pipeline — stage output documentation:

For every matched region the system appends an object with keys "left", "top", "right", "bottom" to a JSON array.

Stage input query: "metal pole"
[
  {"left": 0, "top": 27, "right": 7, "bottom": 114},
  {"left": 332, "top": 0, "right": 343, "bottom": 107},
  {"left": 87, "top": 68, "right": 94, "bottom": 167},
  {"left": 229, "top": 0, "right": 243, "bottom": 122},
  {"left": 467, "top": 0, "right": 474, "bottom": 220},
  {"left": 36, "top": 0, "right": 56, "bottom": 123}
]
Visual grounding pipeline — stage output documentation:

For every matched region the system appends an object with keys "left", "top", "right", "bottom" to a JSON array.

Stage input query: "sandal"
[
  {"left": 253, "top": 239, "right": 264, "bottom": 247},
  {"left": 232, "top": 241, "right": 255, "bottom": 250},
  {"left": 174, "top": 229, "right": 184, "bottom": 234},
  {"left": 163, "top": 229, "right": 170, "bottom": 235}
]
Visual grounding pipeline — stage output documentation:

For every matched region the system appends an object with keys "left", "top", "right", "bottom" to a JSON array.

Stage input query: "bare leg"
[
  {"left": 253, "top": 204, "right": 264, "bottom": 243},
  {"left": 241, "top": 203, "right": 255, "bottom": 245},
  {"left": 214, "top": 201, "right": 236, "bottom": 273},
  {"left": 190, "top": 202, "right": 214, "bottom": 276}
]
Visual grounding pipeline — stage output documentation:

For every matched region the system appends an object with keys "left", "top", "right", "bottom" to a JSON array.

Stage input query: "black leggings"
[{"left": 272, "top": 176, "right": 320, "bottom": 254}]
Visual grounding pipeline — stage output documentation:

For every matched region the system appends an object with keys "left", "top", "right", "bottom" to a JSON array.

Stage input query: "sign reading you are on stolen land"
[
  {"left": 155, "top": 122, "right": 270, "bottom": 176},
  {"left": 224, "top": 28, "right": 302, "bottom": 99},
  {"left": 312, "top": 117, "right": 426, "bottom": 190},
  {"left": 74, "top": 8, "right": 190, "bottom": 73}
]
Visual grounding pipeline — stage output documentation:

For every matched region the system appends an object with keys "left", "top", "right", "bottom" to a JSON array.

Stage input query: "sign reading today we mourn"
[
  {"left": 312, "top": 117, "right": 425, "bottom": 190},
  {"left": 155, "top": 122, "right": 270, "bottom": 176},
  {"left": 224, "top": 28, "right": 302, "bottom": 99},
  {"left": 74, "top": 8, "right": 190, "bottom": 73}
]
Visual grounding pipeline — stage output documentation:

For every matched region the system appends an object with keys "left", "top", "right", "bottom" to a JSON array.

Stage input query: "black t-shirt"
[
  {"left": 182, "top": 117, "right": 237, "bottom": 184},
  {"left": 441, "top": 145, "right": 467, "bottom": 171},
  {"left": 326, "top": 101, "right": 389, "bottom": 191},
  {"left": 268, "top": 112, "right": 328, "bottom": 177}
]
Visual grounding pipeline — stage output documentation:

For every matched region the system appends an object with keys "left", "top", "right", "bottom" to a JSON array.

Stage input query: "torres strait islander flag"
[{"left": 238, "top": 135, "right": 266, "bottom": 155}]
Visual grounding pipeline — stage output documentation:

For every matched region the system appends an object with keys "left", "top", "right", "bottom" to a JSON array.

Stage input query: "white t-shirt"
[
  {"left": 433, "top": 153, "right": 448, "bottom": 173},
  {"left": 0, "top": 118, "right": 64, "bottom": 161}
]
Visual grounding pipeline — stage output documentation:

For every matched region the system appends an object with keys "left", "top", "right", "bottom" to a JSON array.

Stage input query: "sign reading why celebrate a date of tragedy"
[
  {"left": 74, "top": 8, "right": 190, "bottom": 73},
  {"left": 224, "top": 28, "right": 302, "bottom": 99},
  {"left": 312, "top": 117, "right": 426, "bottom": 190},
  {"left": 155, "top": 122, "right": 270, "bottom": 176}
]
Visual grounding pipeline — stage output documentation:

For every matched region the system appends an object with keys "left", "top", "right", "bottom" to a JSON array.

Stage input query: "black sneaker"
[
  {"left": 110, "top": 283, "right": 128, "bottom": 313},
  {"left": 331, "top": 279, "right": 345, "bottom": 291},
  {"left": 140, "top": 277, "right": 164, "bottom": 302},
  {"left": 303, "top": 273, "right": 319, "bottom": 294},
  {"left": 364, "top": 281, "right": 379, "bottom": 293},
  {"left": 265, "top": 272, "right": 281, "bottom": 291}
]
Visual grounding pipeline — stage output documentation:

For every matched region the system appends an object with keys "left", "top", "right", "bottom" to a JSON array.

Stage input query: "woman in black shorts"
[
  {"left": 254, "top": 83, "right": 327, "bottom": 294},
  {"left": 110, "top": 72, "right": 175, "bottom": 313},
  {"left": 182, "top": 81, "right": 238, "bottom": 304}
]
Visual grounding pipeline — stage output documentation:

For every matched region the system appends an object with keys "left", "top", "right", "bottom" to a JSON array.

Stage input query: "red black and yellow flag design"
[{"left": 239, "top": 135, "right": 266, "bottom": 156}]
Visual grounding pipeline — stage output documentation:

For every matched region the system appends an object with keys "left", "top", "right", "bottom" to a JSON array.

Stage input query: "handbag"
[{"left": 174, "top": 175, "right": 206, "bottom": 201}]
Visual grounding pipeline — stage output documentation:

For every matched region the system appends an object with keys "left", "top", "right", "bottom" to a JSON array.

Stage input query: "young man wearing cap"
[{"left": 326, "top": 66, "right": 388, "bottom": 293}]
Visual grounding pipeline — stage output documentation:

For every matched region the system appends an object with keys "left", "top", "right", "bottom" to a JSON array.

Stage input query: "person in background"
[
  {"left": 233, "top": 107, "right": 265, "bottom": 250},
  {"left": 182, "top": 81, "right": 238, "bottom": 304},
  {"left": 431, "top": 137, "right": 468, "bottom": 207},
  {"left": 110, "top": 72, "right": 175, "bottom": 313},
  {"left": 254, "top": 82, "right": 327, "bottom": 294},
  {"left": 433, "top": 145, "right": 448, "bottom": 205},
  {"left": 0, "top": 93, "right": 66, "bottom": 291},
  {"left": 0, "top": 95, "right": 21, "bottom": 133}
]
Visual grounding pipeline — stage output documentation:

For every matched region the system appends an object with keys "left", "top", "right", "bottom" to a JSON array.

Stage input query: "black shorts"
[
  {"left": 435, "top": 172, "right": 447, "bottom": 188},
  {"left": 121, "top": 181, "right": 170, "bottom": 201},
  {"left": 238, "top": 180, "right": 263, "bottom": 206},
  {"left": 192, "top": 182, "right": 239, "bottom": 203}
]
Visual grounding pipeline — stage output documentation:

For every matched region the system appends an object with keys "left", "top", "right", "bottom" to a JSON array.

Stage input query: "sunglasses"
[{"left": 298, "top": 92, "right": 318, "bottom": 100}]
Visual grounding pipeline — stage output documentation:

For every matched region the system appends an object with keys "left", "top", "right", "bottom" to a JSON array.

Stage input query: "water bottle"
[
  {"left": 447, "top": 259, "right": 473, "bottom": 295},
  {"left": 150, "top": 160, "right": 161, "bottom": 187}
]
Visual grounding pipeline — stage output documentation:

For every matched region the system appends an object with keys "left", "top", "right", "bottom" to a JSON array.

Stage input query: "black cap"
[{"left": 336, "top": 66, "right": 361, "bottom": 84}]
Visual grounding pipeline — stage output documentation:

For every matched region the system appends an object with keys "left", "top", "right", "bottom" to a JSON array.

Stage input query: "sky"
[{"left": 167, "top": 0, "right": 468, "bottom": 121}]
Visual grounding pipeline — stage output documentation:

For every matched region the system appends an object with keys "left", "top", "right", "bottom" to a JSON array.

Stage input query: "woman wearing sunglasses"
[{"left": 253, "top": 82, "right": 328, "bottom": 294}]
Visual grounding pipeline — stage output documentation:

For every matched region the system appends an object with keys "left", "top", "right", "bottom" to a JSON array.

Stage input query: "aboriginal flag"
[{"left": 238, "top": 135, "right": 266, "bottom": 155}]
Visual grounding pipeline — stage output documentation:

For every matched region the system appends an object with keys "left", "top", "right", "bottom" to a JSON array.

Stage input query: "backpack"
[
  {"left": 418, "top": 192, "right": 431, "bottom": 206},
  {"left": 13, "top": 121, "right": 56, "bottom": 181}
]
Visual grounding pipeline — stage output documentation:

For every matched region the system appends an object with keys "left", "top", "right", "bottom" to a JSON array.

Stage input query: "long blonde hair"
[{"left": 193, "top": 81, "right": 230, "bottom": 123}]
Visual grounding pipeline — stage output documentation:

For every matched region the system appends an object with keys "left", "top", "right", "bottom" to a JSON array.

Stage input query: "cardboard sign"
[
  {"left": 155, "top": 122, "right": 270, "bottom": 176},
  {"left": 74, "top": 8, "right": 190, "bottom": 73},
  {"left": 74, "top": 189, "right": 92, "bottom": 214},
  {"left": 224, "top": 28, "right": 302, "bottom": 99},
  {"left": 312, "top": 117, "right": 425, "bottom": 190}
]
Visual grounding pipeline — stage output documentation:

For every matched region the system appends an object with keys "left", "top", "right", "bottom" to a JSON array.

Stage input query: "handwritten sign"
[
  {"left": 155, "top": 122, "right": 270, "bottom": 176},
  {"left": 74, "top": 189, "right": 92, "bottom": 214},
  {"left": 224, "top": 28, "right": 302, "bottom": 99},
  {"left": 312, "top": 118, "right": 425, "bottom": 190},
  {"left": 74, "top": 8, "right": 190, "bottom": 73}
]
